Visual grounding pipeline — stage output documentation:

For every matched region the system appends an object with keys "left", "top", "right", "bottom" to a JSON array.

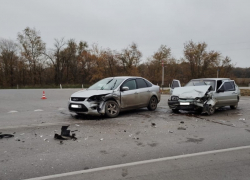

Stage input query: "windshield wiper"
[
  {"left": 100, "top": 78, "right": 114, "bottom": 90},
  {"left": 111, "top": 80, "right": 117, "bottom": 90}
]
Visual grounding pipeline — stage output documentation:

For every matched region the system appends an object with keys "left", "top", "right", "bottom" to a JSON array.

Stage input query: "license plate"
[
  {"left": 180, "top": 102, "right": 190, "bottom": 105},
  {"left": 71, "top": 104, "right": 81, "bottom": 108}
]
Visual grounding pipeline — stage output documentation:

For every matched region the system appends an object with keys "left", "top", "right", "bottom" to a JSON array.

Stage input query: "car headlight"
[
  {"left": 87, "top": 95, "right": 105, "bottom": 102},
  {"left": 171, "top": 96, "right": 179, "bottom": 101}
]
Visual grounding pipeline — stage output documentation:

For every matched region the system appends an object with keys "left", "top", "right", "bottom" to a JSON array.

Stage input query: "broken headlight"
[
  {"left": 171, "top": 96, "right": 179, "bottom": 101},
  {"left": 87, "top": 95, "right": 105, "bottom": 102}
]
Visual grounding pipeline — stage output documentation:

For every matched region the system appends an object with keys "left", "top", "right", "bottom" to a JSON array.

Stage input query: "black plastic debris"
[
  {"left": 61, "top": 126, "right": 70, "bottom": 136},
  {"left": 180, "top": 121, "right": 184, "bottom": 124},
  {"left": 177, "top": 127, "right": 186, "bottom": 130},
  {"left": 0, "top": 134, "right": 14, "bottom": 139},
  {"left": 151, "top": 123, "right": 156, "bottom": 127},
  {"left": 54, "top": 133, "right": 68, "bottom": 140},
  {"left": 54, "top": 125, "right": 77, "bottom": 141}
]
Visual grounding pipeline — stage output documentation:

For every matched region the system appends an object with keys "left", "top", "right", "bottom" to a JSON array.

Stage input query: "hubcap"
[
  {"left": 107, "top": 103, "right": 117, "bottom": 115},
  {"left": 151, "top": 98, "right": 157, "bottom": 108}
]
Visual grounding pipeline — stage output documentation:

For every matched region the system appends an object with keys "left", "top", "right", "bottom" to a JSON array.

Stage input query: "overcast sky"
[{"left": 1, "top": 0, "right": 250, "bottom": 67}]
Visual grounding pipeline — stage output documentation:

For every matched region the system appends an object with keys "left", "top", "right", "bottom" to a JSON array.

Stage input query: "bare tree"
[
  {"left": 17, "top": 27, "right": 46, "bottom": 85},
  {"left": 118, "top": 42, "right": 142, "bottom": 75},
  {"left": 0, "top": 38, "right": 19, "bottom": 87},
  {"left": 44, "top": 38, "right": 66, "bottom": 85},
  {"left": 184, "top": 41, "right": 220, "bottom": 79}
]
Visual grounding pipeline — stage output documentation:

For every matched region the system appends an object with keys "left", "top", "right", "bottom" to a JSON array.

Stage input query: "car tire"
[
  {"left": 147, "top": 96, "right": 158, "bottom": 111},
  {"left": 208, "top": 106, "right": 215, "bottom": 115},
  {"left": 230, "top": 104, "right": 238, "bottom": 109},
  {"left": 172, "top": 109, "right": 179, "bottom": 113},
  {"left": 105, "top": 100, "right": 120, "bottom": 118}
]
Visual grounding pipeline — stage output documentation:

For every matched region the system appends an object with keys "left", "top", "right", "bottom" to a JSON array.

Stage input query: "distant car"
[
  {"left": 168, "top": 78, "right": 241, "bottom": 115},
  {"left": 68, "top": 76, "right": 161, "bottom": 118}
]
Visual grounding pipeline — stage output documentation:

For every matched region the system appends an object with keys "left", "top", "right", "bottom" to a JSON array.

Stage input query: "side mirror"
[
  {"left": 121, "top": 86, "right": 129, "bottom": 91},
  {"left": 217, "top": 89, "right": 224, "bottom": 93}
]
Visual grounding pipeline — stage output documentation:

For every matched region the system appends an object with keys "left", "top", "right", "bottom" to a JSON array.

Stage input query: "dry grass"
[
  {"left": 240, "top": 89, "right": 250, "bottom": 96},
  {"left": 161, "top": 89, "right": 250, "bottom": 96}
]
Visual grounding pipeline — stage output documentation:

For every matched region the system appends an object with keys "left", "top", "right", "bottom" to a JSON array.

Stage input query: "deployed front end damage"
[
  {"left": 168, "top": 85, "right": 217, "bottom": 115},
  {"left": 96, "top": 93, "right": 120, "bottom": 115},
  {"left": 68, "top": 91, "right": 121, "bottom": 116}
]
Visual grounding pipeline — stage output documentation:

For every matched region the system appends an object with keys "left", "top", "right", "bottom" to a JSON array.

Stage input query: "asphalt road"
[{"left": 0, "top": 89, "right": 250, "bottom": 180}]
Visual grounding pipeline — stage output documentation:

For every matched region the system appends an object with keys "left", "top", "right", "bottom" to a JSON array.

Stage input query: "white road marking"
[
  {"left": 8, "top": 110, "right": 18, "bottom": 113},
  {"left": 34, "top": 109, "right": 44, "bottom": 112},
  {"left": 24, "top": 145, "right": 250, "bottom": 180}
]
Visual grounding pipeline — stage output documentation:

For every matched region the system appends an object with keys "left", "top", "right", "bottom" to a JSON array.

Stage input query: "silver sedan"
[{"left": 68, "top": 76, "right": 161, "bottom": 118}]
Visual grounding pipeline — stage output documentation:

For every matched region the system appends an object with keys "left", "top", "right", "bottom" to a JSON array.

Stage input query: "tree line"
[{"left": 0, "top": 27, "right": 245, "bottom": 88}]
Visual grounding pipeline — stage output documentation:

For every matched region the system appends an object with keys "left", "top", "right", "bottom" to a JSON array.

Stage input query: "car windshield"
[
  {"left": 185, "top": 80, "right": 215, "bottom": 91},
  {"left": 88, "top": 78, "right": 125, "bottom": 90}
]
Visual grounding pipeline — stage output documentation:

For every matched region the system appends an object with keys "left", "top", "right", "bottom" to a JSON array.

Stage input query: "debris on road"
[
  {"left": 75, "top": 124, "right": 80, "bottom": 127},
  {"left": 168, "top": 130, "right": 173, "bottom": 133},
  {"left": 100, "top": 138, "right": 104, "bottom": 141},
  {"left": 54, "top": 126, "right": 77, "bottom": 141},
  {"left": 151, "top": 123, "right": 156, "bottom": 127},
  {"left": 177, "top": 127, "right": 186, "bottom": 130},
  {"left": 0, "top": 134, "right": 14, "bottom": 139},
  {"left": 61, "top": 126, "right": 71, "bottom": 136},
  {"left": 239, "top": 118, "right": 246, "bottom": 121},
  {"left": 180, "top": 121, "right": 184, "bottom": 124}
]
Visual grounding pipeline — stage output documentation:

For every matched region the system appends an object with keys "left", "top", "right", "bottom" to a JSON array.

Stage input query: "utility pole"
[
  {"left": 162, "top": 60, "right": 164, "bottom": 86},
  {"left": 161, "top": 60, "right": 166, "bottom": 92}
]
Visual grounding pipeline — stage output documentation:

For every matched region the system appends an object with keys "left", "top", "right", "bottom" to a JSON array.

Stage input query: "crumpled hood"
[
  {"left": 71, "top": 90, "right": 113, "bottom": 98},
  {"left": 172, "top": 85, "right": 211, "bottom": 99}
]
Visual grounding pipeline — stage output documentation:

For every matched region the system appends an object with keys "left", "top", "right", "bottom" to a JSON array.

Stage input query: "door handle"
[{"left": 232, "top": 92, "right": 237, "bottom": 94}]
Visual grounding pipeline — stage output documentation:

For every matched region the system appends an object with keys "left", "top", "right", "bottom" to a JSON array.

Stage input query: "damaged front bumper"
[
  {"left": 68, "top": 92, "right": 120, "bottom": 116},
  {"left": 168, "top": 99, "right": 203, "bottom": 111},
  {"left": 168, "top": 97, "right": 217, "bottom": 114},
  {"left": 68, "top": 100, "right": 107, "bottom": 115}
]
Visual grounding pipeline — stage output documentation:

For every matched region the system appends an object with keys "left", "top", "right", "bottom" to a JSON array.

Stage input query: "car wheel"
[
  {"left": 147, "top": 96, "right": 158, "bottom": 111},
  {"left": 208, "top": 106, "right": 215, "bottom": 115},
  {"left": 172, "top": 109, "right": 179, "bottom": 113},
  {"left": 230, "top": 104, "right": 238, "bottom": 109},
  {"left": 105, "top": 100, "right": 120, "bottom": 118}
]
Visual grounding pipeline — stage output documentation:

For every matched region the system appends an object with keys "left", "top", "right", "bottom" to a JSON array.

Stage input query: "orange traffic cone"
[{"left": 41, "top": 91, "right": 47, "bottom": 99}]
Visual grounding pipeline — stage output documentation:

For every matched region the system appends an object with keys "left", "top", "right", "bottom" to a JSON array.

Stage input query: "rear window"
[
  {"left": 136, "top": 78, "right": 148, "bottom": 89},
  {"left": 144, "top": 79, "right": 153, "bottom": 87}
]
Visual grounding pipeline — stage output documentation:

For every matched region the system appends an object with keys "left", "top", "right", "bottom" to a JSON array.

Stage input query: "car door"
[
  {"left": 214, "top": 80, "right": 238, "bottom": 106},
  {"left": 170, "top": 79, "right": 181, "bottom": 95},
  {"left": 136, "top": 78, "right": 150, "bottom": 106},
  {"left": 120, "top": 79, "right": 139, "bottom": 109}
]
